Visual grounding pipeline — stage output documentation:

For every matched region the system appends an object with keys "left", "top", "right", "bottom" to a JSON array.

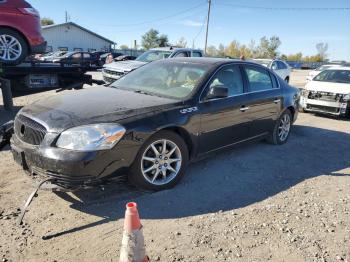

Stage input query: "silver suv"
[{"left": 102, "top": 47, "right": 204, "bottom": 83}]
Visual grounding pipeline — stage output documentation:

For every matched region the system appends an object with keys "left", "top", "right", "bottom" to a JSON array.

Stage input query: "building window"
[
  {"left": 58, "top": 47, "right": 68, "bottom": 51},
  {"left": 46, "top": 46, "right": 53, "bottom": 52},
  {"left": 74, "top": 48, "right": 83, "bottom": 51},
  {"left": 88, "top": 48, "right": 96, "bottom": 52}
]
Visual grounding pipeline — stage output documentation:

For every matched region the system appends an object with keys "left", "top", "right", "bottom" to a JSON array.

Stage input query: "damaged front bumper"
[
  {"left": 10, "top": 132, "right": 139, "bottom": 190},
  {"left": 300, "top": 95, "right": 349, "bottom": 116}
]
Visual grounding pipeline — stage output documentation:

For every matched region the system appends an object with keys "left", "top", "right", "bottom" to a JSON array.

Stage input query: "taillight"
[{"left": 18, "top": 7, "right": 40, "bottom": 17}]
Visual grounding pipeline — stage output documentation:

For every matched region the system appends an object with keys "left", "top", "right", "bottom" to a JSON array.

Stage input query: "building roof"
[{"left": 42, "top": 22, "right": 115, "bottom": 44}]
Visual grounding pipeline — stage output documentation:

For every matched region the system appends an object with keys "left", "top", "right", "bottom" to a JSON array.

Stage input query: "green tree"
[
  {"left": 41, "top": 17, "right": 54, "bottom": 26},
  {"left": 206, "top": 45, "right": 218, "bottom": 57},
  {"left": 257, "top": 36, "right": 281, "bottom": 58},
  {"left": 141, "top": 29, "right": 169, "bottom": 50},
  {"left": 119, "top": 44, "right": 129, "bottom": 49},
  {"left": 225, "top": 40, "right": 240, "bottom": 58},
  {"left": 157, "top": 34, "right": 169, "bottom": 47}
]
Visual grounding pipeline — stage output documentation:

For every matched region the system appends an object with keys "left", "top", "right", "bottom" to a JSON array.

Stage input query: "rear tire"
[
  {"left": 129, "top": 131, "right": 189, "bottom": 191},
  {"left": 0, "top": 28, "right": 28, "bottom": 65},
  {"left": 267, "top": 109, "right": 292, "bottom": 145}
]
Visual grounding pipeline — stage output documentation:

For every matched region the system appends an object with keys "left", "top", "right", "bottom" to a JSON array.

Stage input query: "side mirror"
[{"left": 206, "top": 85, "right": 229, "bottom": 99}]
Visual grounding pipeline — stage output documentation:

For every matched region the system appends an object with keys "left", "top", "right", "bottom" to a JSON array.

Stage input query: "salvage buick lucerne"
[{"left": 11, "top": 58, "right": 299, "bottom": 191}]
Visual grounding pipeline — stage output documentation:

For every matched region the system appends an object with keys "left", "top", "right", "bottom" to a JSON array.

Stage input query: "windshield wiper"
[{"left": 133, "top": 90, "right": 153, "bottom": 95}]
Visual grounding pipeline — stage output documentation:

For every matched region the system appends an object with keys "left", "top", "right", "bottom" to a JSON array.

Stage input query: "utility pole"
[
  {"left": 65, "top": 11, "right": 68, "bottom": 23},
  {"left": 204, "top": 0, "right": 211, "bottom": 55}
]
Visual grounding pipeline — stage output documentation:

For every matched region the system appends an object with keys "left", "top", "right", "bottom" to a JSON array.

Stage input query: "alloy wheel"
[
  {"left": 141, "top": 139, "right": 182, "bottom": 186},
  {"left": 278, "top": 114, "right": 291, "bottom": 142},
  {"left": 0, "top": 34, "right": 22, "bottom": 61}
]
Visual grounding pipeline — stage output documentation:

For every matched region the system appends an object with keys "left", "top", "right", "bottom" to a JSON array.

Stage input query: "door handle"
[
  {"left": 273, "top": 99, "right": 281, "bottom": 103},
  {"left": 240, "top": 106, "right": 250, "bottom": 112}
]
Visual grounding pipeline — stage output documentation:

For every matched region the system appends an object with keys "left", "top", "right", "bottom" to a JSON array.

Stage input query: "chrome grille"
[
  {"left": 103, "top": 69, "right": 124, "bottom": 76},
  {"left": 14, "top": 115, "right": 47, "bottom": 145}
]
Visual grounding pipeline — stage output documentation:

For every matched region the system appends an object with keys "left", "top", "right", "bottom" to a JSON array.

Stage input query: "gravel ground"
[{"left": 0, "top": 70, "right": 349, "bottom": 262}]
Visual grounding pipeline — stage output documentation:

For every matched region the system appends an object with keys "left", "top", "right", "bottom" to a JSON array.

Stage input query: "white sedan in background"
[
  {"left": 253, "top": 59, "right": 291, "bottom": 83},
  {"left": 300, "top": 67, "right": 350, "bottom": 117},
  {"left": 306, "top": 64, "right": 342, "bottom": 81}
]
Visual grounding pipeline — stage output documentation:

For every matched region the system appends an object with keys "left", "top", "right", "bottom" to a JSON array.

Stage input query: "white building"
[{"left": 42, "top": 22, "right": 114, "bottom": 53}]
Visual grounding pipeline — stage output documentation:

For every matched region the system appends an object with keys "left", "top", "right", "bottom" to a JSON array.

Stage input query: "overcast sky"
[{"left": 31, "top": 0, "right": 350, "bottom": 60}]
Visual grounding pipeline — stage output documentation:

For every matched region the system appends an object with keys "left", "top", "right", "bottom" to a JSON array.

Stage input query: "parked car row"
[{"left": 102, "top": 47, "right": 204, "bottom": 83}]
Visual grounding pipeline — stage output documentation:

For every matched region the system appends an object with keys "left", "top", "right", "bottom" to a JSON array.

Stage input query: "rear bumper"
[
  {"left": 30, "top": 41, "right": 47, "bottom": 54},
  {"left": 300, "top": 96, "right": 349, "bottom": 116}
]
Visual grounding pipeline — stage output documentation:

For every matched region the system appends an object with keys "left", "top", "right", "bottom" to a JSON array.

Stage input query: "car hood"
[
  {"left": 19, "top": 86, "right": 180, "bottom": 133},
  {"left": 305, "top": 81, "right": 350, "bottom": 94},
  {"left": 103, "top": 60, "right": 147, "bottom": 72}
]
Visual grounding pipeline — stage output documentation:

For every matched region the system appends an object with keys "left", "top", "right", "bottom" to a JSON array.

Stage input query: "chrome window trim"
[{"left": 199, "top": 62, "right": 281, "bottom": 104}]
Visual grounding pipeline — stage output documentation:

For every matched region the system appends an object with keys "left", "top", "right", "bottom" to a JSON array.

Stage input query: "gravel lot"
[{"left": 0, "top": 70, "right": 349, "bottom": 262}]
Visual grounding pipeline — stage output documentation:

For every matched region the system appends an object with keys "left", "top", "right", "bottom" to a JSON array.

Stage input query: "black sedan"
[
  {"left": 11, "top": 58, "right": 299, "bottom": 191},
  {"left": 52, "top": 51, "right": 100, "bottom": 67}
]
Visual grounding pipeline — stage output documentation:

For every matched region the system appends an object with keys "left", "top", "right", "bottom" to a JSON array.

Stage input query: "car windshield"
[
  {"left": 316, "top": 65, "right": 333, "bottom": 71},
  {"left": 313, "top": 69, "right": 350, "bottom": 84},
  {"left": 254, "top": 60, "right": 272, "bottom": 67},
  {"left": 136, "top": 50, "right": 172, "bottom": 62},
  {"left": 110, "top": 61, "right": 210, "bottom": 99}
]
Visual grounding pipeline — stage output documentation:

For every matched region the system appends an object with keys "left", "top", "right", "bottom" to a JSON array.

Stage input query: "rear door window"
[
  {"left": 191, "top": 51, "right": 202, "bottom": 57},
  {"left": 277, "top": 61, "right": 287, "bottom": 69},
  {"left": 174, "top": 51, "right": 189, "bottom": 57},
  {"left": 244, "top": 66, "right": 273, "bottom": 92}
]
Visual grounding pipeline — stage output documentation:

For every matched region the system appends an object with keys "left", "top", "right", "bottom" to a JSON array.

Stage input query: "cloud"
[{"left": 181, "top": 20, "right": 204, "bottom": 27}]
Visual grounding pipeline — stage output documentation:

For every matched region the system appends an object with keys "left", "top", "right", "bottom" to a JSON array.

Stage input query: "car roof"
[
  {"left": 325, "top": 66, "right": 350, "bottom": 70},
  {"left": 150, "top": 47, "right": 202, "bottom": 52},
  {"left": 156, "top": 57, "right": 264, "bottom": 67}
]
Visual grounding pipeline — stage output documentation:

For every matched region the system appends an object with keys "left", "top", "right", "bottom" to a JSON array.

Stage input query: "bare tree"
[
  {"left": 316, "top": 43, "right": 328, "bottom": 60},
  {"left": 176, "top": 37, "right": 187, "bottom": 48}
]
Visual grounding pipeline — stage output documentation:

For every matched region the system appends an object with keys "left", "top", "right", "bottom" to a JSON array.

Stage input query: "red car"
[{"left": 0, "top": 0, "right": 46, "bottom": 65}]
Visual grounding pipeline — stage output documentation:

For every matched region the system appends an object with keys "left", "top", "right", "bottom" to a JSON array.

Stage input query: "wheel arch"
[
  {"left": 160, "top": 126, "right": 195, "bottom": 160},
  {"left": 0, "top": 25, "right": 30, "bottom": 52}
]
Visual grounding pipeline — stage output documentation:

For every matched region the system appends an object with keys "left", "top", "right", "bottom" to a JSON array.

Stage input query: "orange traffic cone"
[{"left": 119, "top": 202, "right": 149, "bottom": 262}]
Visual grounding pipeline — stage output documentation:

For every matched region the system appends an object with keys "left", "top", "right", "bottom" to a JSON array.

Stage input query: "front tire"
[
  {"left": 0, "top": 28, "right": 28, "bottom": 65},
  {"left": 129, "top": 131, "right": 189, "bottom": 190},
  {"left": 267, "top": 109, "right": 292, "bottom": 145}
]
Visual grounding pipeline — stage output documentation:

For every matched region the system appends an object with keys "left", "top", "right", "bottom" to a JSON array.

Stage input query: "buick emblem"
[{"left": 20, "top": 124, "right": 26, "bottom": 136}]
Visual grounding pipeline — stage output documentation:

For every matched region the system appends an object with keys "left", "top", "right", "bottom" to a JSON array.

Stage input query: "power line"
[
  {"left": 96, "top": 1, "right": 207, "bottom": 28},
  {"left": 96, "top": 8, "right": 207, "bottom": 34},
  {"left": 215, "top": 3, "right": 350, "bottom": 11}
]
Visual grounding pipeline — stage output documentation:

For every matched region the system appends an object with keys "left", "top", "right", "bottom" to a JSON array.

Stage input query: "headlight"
[
  {"left": 300, "top": 89, "right": 309, "bottom": 97},
  {"left": 56, "top": 124, "right": 126, "bottom": 151},
  {"left": 343, "top": 93, "right": 350, "bottom": 101}
]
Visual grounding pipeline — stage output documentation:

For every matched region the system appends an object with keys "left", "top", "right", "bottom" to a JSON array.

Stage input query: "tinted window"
[
  {"left": 83, "top": 53, "right": 90, "bottom": 58},
  {"left": 277, "top": 61, "right": 287, "bottom": 69},
  {"left": 174, "top": 52, "right": 189, "bottom": 57},
  {"left": 192, "top": 51, "right": 202, "bottom": 57},
  {"left": 72, "top": 53, "right": 81, "bottom": 59},
  {"left": 271, "top": 62, "right": 278, "bottom": 70},
  {"left": 244, "top": 66, "right": 273, "bottom": 92},
  {"left": 209, "top": 65, "right": 244, "bottom": 96}
]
